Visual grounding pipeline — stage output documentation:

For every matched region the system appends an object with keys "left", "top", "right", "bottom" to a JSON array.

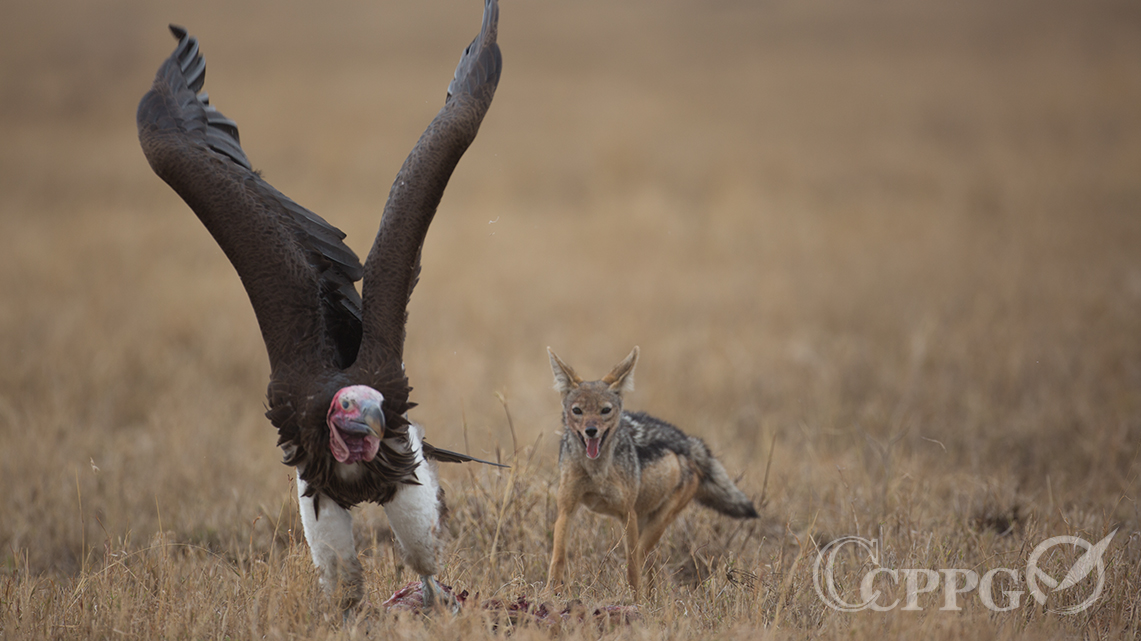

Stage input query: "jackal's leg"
[
  {"left": 296, "top": 470, "right": 364, "bottom": 612},
  {"left": 546, "top": 492, "right": 580, "bottom": 592},
  {"left": 624, "top": 510, "right": 643, "bottom": 601},
  {"left": 637, "top": 510, "right": 678, "bottom": 598},
  {"left": 638, "top": 472, "right": 701, "bottom": 596},
  {"left": 639, "top": 473, "right": 700, "bottom": 553}
]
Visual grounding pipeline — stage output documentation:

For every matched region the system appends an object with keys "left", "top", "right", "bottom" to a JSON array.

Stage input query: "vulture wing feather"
[
  {"left": 353, "top": 0, "right": 501, "bottom": 379},
  {"left": 423, "top": 442, "right": 508, "bottom": 468},
  {"left": 137, "top": 25, "right": 364, "bottom": 375}
]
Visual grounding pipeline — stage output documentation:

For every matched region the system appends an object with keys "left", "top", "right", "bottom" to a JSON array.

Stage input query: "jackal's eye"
[
  {"left": 571, "top": 407, "right": 583, "bottom": 416},
  {"left": 600, "top": 406, "right": 612, "bottom": 415}
]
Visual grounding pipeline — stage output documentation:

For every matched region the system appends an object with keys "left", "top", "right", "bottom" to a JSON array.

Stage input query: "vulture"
[{"left": 137, "top": 0, "right": 502, "bottom": 612}]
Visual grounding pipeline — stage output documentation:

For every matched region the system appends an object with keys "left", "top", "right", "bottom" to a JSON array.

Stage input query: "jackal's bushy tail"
[{"left": 690, "top": 439, "right": 759, "bottom": 519}]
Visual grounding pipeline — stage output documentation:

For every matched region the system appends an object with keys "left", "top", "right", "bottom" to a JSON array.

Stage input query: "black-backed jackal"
[{"left": 545, "top": 346, "right": 758, "bottom": 600}]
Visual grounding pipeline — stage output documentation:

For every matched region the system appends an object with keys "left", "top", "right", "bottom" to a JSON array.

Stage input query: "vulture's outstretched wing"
[
  {"left": 137, "top": 26, "right": 364, "bottom": 377},
  {"left": 353, "top": 0, "right": 501, "bottom": 378},
  {"left": 423, "top": 441, "right": 509, "bottom": 468}
]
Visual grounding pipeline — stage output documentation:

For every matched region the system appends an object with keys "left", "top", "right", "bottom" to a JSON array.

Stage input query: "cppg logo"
[{"left": 813, "top": 530, "right": 1118, "bottom": 614}]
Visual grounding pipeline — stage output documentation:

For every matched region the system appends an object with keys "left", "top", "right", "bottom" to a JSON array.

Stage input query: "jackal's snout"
[{"left": 574, "top": 416, "right": 610, "bottom": 459}]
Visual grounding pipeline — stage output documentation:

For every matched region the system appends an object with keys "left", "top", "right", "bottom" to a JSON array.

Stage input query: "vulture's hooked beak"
[
  {"left": 359, "top": 401, "right": 385, "bottom": 439},
  {"left": 339, "top": 400, "right": 385, "bottom": 439}
]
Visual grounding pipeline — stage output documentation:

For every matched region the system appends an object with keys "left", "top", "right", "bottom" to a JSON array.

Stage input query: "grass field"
[{"left": 2, "top": 0, "right": 1140, "bottom": 638}]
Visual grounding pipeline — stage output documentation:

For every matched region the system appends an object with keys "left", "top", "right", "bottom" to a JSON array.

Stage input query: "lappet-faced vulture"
[{"left": 137, "top": 0, "right": 502, "bottom": 613}]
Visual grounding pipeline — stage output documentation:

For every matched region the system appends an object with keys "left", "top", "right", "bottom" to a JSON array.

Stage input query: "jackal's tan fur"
[{"left": 545, "top": 346, "right": 758, "bottom": 600}]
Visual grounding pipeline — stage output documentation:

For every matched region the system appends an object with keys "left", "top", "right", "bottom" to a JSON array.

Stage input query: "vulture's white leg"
[
  {"left": 383, "top": 423, "right": 454, "bottom": 611},
  {"left": 296, "top": 469, "right": 364, "bottom": 611}
]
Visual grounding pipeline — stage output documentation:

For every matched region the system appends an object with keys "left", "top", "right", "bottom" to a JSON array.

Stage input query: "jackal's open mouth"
[
  {"left": 585, "top": 436, "right": 601, "bottom": 459},
  {"left": 578, "top": 431, "right": 605, "bottom": 460}
]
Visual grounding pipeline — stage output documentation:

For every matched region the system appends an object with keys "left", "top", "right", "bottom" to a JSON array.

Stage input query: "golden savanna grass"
[{"left": 2, "top": 0, "right": 1139, "bottom": 638}]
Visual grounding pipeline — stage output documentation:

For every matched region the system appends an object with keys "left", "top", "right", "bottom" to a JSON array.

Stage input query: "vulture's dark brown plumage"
[{"left": 137, "top": 2, "right": 502, "bottom": 510}]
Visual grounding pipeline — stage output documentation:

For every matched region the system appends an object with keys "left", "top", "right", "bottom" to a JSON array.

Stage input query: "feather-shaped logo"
[{"left": 1026, "top": 529, "right": 1117, "bottom": 614}]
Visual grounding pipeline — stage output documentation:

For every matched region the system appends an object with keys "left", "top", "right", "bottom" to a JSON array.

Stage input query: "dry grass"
[{"left": 2, "top": 0, "right": 1140, "bottom": 638}]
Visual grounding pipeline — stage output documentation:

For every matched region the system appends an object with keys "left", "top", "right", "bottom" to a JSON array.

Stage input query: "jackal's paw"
[{"left": 542, "top": 580, "right": 566, "bottom": 601}]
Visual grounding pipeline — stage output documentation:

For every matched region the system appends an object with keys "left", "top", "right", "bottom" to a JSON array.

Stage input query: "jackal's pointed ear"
[
  {"left": 602, "top": 346, "right": 639, "bottom": 396},
  {"left": 548, "top": 347, "right": 582, "bottom": 395}
]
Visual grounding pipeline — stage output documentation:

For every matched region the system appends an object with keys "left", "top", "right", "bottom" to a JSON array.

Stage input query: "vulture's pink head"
[{"left": 327, "top": 386, "right": 385, "bottom": 464}]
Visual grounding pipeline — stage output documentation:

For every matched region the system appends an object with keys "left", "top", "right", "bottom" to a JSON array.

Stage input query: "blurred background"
[{"left": 1, "top": 0, "right": 1138, "bottom": 582}]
